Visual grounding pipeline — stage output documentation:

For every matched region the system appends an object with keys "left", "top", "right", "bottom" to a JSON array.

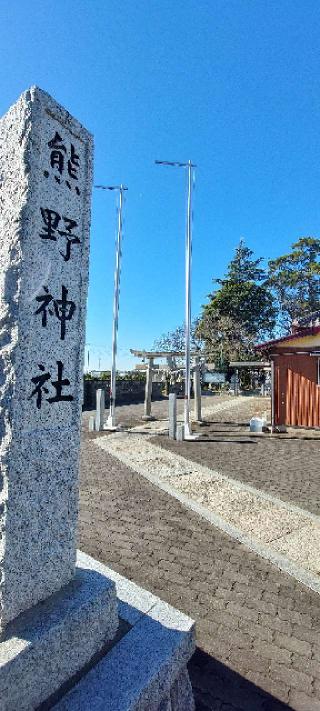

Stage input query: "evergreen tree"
[
  {"left": 268, "top": 237, "right": 320, "bottom": 331},
  {"left": 198, "top": 240, "right": 276, "bottom": 364}
]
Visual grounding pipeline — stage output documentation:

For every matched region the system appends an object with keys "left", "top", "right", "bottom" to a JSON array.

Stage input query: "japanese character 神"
[
  {"left": 35, "top": 285, "right": 76, "bottom": 340},
  {"left": 29, "top": 361, "right": 73, "bottom": 409},
  {"left": 34, "top": 286, "right": 53, "bottom": 327}
]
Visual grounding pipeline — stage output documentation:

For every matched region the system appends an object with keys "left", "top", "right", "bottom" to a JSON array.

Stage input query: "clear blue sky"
[{"left": 1, "top": 0, "right": 320, "bottom": 370}]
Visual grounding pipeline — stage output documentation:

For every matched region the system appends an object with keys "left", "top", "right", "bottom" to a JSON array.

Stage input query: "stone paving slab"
[
  {"left": 79, "top": 432, "right": 320, "bottom": 711},
  {"left": 272, "top": 524, "right": 320, "bottom": 572}
]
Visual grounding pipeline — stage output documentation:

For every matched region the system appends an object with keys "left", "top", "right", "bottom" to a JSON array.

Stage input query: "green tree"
[
  {"left": 198, "top": 240, "right": 276, "bottom": 364},
  {"left": 268, "top": 237, "right": 320, "bottom": 331}
]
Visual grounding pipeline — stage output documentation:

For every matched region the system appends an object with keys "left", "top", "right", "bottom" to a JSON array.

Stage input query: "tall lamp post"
[
  {"left": 155, "top": 159, "right": 197, "bottom": 439},
  {"left": 95, "top": 183, "right": 128, "bottom": 429}
]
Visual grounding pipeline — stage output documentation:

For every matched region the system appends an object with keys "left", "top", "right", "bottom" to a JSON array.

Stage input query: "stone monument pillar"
[
  {"left": 0, "top": 87, "right": 118, "bottom": 709},
  {"left": 0, "top": 85, "right": 94, "bottom": 627}
]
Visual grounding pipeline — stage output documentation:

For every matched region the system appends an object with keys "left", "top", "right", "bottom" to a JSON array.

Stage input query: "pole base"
[
  {"left": 183, "top": 421, "right": 200, "bottom": 441},
  {"left": 141, "top": 415, "right": 156, "bottom": 421},
  {"left": 103, "top": 415, "right": 125, "bottom": 432}
]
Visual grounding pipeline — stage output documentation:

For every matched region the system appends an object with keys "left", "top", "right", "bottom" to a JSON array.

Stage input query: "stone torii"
[{"left": 130, "top": 349, "right": 203, "bottom": 422}]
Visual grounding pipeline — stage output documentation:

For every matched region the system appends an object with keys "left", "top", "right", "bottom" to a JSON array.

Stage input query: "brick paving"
[
  {"left": 80, "top": 427, "right": 320, "bottom": 711},
  {"left": 156, "top": 398, "right": 320, "bottom": 517}
]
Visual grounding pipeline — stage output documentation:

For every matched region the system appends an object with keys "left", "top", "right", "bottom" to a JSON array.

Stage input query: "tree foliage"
[
  {"left": 153, "top": 320, "right": 202, "bottom": 356},
  {"left": 197, "top": 240, "right": 276, "bottom": 364},
  {"left": 268, "top": 237, "right": 320, "bottom": 331}
]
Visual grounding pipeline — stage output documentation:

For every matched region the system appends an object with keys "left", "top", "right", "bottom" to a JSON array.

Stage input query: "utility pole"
[
  {"left": 95, "top": 183, "right": 128, "bottom": 429},
  {"left": 155, "top": 159, "right": 197, "bottom": 438}
]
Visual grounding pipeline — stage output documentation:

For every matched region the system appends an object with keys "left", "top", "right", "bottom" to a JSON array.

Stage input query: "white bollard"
[
  {"left": 95, "top": 388, "right": 105, "bottom": 431},
  {"left": 169, "top": 393, "right": 177, "bottom": 439}
]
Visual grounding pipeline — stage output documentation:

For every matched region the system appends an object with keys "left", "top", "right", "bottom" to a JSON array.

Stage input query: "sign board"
[{"left": 203, "top": 372, "right": 225, "bottom": 384}]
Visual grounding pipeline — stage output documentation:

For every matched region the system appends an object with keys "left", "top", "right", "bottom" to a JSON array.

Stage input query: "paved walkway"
[
  {"left": 96, "top": 425, "right": 320, "bottom": 593},
  {"left": 161, "top": 398, "right": 320, "bottom": 518},
  {"left": 80, "top": 404, "right": 320, "bottom": 710}
]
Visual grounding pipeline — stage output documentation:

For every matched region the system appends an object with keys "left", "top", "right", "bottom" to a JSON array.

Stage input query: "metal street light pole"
[
  {"left": 95, "top": 183, "right": 128, "bottom": 429},
  {"left": 155, "top": 159, "right": 196, "bottom": 438}
]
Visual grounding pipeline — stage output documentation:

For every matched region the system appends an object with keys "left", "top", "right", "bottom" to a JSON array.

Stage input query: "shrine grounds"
[{"left": 80, "top": 396, "right": 320, "bottom": 710}]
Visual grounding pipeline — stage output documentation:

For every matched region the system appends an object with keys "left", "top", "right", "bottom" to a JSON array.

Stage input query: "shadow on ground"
[{"left": 189, "top": 648, "right": 292, "bottom": 711}]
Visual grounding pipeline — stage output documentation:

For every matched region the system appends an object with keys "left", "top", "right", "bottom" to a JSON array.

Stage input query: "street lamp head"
[
  {"left": 155, "top": 160, "right": 197, "bottom": 168},
  {"left": 94, "top": 185, "right": 128, "bottom": 191}
]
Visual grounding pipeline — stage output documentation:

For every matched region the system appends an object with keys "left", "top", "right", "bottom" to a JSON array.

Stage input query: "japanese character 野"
[
  {"left": 29, "top": 361, "right": 73, "bottom": 410},
  {"left": 35, "top": 285, "right": 76, "bottom": 340},
  {"left": 39, "top": 208, "right": 60, "bottom": 241},
  {"left": 39, "top": 208, "right": 80, "bottom": 262},
  {"left": 57, "top": 216, "right": 80, "bottom": 262}
]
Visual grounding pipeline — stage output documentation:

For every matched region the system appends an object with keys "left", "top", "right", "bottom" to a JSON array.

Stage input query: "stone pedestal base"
[
  {"left": 141, "top": 415, "right": 156, "bottom": 421},
  {"left": 55, "top": 552, "right": 195, "bottom": 711},
  {"left": 0, "top": 566, "right": 118, "bottom": 711},
  {"left": 0, "top": 553, "right": 195, "bottom": 710}
]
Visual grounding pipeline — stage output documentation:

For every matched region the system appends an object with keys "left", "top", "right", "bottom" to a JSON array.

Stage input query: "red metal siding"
[{"left": 274, "top": 355, "right": 320, "bottom": 427}]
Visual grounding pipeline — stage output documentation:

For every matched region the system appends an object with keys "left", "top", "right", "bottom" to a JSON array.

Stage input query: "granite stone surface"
[
  {"left": 53, "top": 552, "right": 195, "bottom": 711},
  {"left": 0, "top": 87, "right": 93, "bottom": 628},
  {"left": 0, "top": 566, "right": 118, "bottom": 711}
]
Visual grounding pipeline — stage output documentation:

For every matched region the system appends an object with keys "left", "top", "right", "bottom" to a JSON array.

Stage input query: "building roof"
[
  {"left": 255, "top": 326, "right": 320, "bottom": 351},
  {"left": 130, "top": 349, "right": 201, "bottom": 358}
]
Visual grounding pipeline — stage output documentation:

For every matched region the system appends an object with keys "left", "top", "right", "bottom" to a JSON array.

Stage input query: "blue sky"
[{"left": 1, "top": 0, "right": 320, "bottom": 369}]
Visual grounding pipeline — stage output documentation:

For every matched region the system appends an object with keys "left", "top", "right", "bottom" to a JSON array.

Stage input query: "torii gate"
[{"left": 130, "top": 349, "right": 203, "bottom": 422}]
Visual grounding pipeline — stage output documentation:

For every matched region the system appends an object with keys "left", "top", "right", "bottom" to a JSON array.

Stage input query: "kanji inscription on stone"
[{"left": 0, "top": 87, "right": 93, "bottom": 630}]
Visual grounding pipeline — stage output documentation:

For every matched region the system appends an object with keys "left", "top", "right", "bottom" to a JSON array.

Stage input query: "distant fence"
[{"left": 83, "top": 379, "right": 164, "bottom": 410}]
